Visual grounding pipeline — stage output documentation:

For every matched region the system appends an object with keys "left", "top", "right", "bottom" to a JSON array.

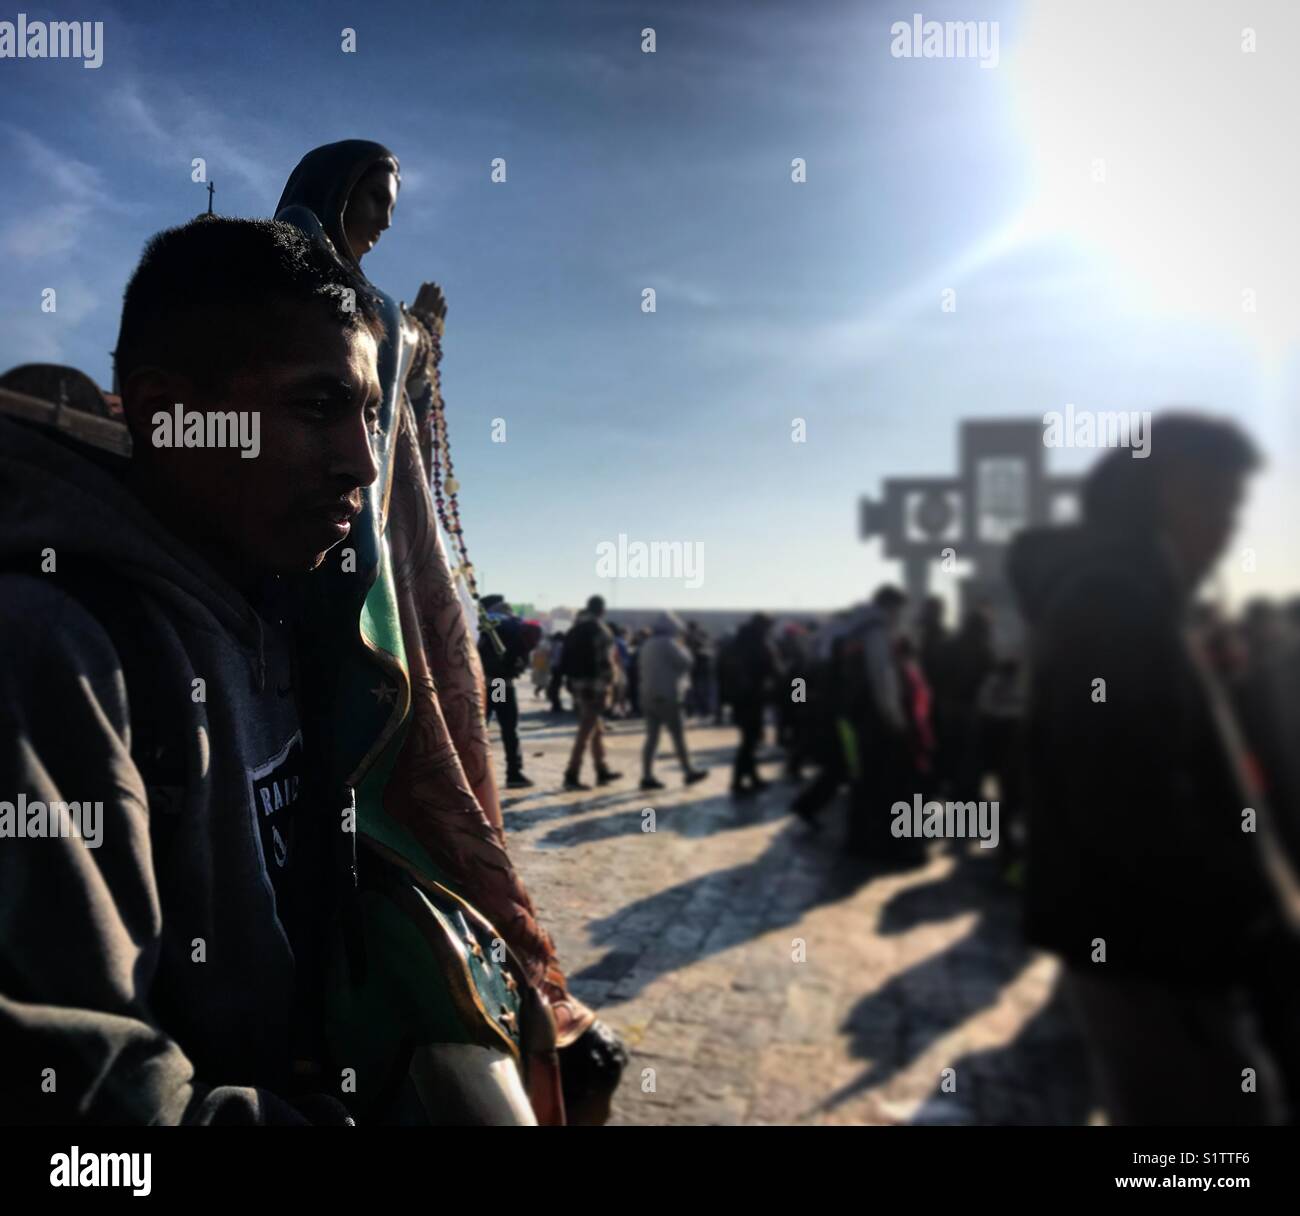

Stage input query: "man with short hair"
[
  {"left": 0, "top": 217, "right": 385, "bottom": 1123},
  {"left": 560, "top": 595, "right": 622, "bottom": 791},
  {"left": 1009, "top": 412, "right": 1300, "bottom": 1124}
]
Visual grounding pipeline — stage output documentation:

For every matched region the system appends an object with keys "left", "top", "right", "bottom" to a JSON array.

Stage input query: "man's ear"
[{"left": 120, "top": 366, "right": 196, "bottom": 449}]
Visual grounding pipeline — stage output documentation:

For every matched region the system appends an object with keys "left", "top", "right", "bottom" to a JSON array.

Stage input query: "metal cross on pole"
[{"left": 858, "top": 418, "right": 1082, "bottom": 652}]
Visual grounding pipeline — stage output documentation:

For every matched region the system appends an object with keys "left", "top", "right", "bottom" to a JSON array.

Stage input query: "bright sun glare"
[{"left": 1008, "top": 0, "right": 1300, "bottom": 362}]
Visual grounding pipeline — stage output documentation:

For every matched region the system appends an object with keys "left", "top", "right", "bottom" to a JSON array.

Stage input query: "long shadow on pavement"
[
  {"left": 812, "top": 850, "right": 1090, "bottom": 1123},
  {"left": 905, "top": 980, "right": 1092, "bottom": 1124},
  {"left": 570, "top": 801, "right": 892, "bottom": 1005},
  {"left": 533, "top": 786, "right": 784, "bottom": 847},
  {"left": 502, "top": 752, "right": 791, "bottom": 837}
]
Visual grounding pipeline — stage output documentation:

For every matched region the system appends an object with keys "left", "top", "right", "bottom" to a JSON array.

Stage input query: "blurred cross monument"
[{"left": 859, "top": 418, "right": 1081, "bottom": 651}]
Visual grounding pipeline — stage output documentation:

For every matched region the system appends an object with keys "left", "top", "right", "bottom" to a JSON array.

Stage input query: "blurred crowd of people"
[
  {"left": 493, "top": 585, "right": 1021, "bottom": 860},
  {"left": 494, "top": 580, "right": 1300, "bottom": 891}
]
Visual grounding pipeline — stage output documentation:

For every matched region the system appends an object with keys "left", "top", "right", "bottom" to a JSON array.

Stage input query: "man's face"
[
  {"left": 1159, "top": 466, "right": 1246, "bottom": 590},
  {"left": 129, "top": 302, "right": 382, "bottom": 580}
]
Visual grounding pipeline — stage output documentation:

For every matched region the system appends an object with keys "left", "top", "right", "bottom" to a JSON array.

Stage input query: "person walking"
[
  {"left": 638, "top": 612, "right": 709, "bottom": 791},
  {"left": 478, "top": 594, "right": 538, "bottom": 789},
  {"left": 529, "top": 631, "right": 550, "bottom": 700},
  {"left": 725, "top": 614, "right": 777, "bottom": 796},
  {"left": 686, "top": 623, "right": 716, "bottom": 720},
  {"left": 627, "top": 627, "right": 650, "bottom": 717},
  {"left": 1008, "top": 413, "right": 1300, "bottom": 1124},
  {"left": 790, "top": 617, "right": 848, "bottom": 827},
  {"left": 608, "top": 623, "right": 631, "bottom": 719},
  {"left": 829, "top": 587, "right": 918, "bottom": 861},
  {"left": 546, "top": 631, "right": 567, "bottom": 713},
  {"left": 560, "top": 596, "right": 623, "bottom": 791}
]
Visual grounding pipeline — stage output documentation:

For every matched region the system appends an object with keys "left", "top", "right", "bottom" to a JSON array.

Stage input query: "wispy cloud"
[
  {"left": 5, "top": 125, "right": 107, "bottom": 203},
  {"left": 105, "top": 78, "right": 281, "bottom": 210},
  {"left": 1, "top": 201, "right": 87, "bottom": 260},
  {"left": 0, "top": 125, "right": 132, "bottom": 259}
]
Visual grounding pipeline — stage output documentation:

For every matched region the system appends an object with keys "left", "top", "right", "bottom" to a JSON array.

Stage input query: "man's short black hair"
[
  {"left": 586, "top": 595, "right": 606, "bottom": 615},
  {"left": 1083, "top": 412, "right": 1260, "bottom": 530},
  {"left": 114, "top": 217, "right": 385, "bottom": 394}
]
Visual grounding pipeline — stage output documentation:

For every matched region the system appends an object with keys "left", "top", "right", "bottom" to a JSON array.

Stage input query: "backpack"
[
  {"left": 560, "top": 618, "right": 607, "bottom": 680},
  {"left": 480, "top": 616, "right": 543, "bottom": 682}
]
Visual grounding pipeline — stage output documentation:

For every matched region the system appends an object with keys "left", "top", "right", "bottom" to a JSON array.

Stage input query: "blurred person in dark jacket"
[
  {"left": 723, "top": 614, "right": 777, "bottom": 795},
  {"left": 775, "top": 621, "right": 813, "bottom": 780},
  {"left": 627, "top": 626, "right": 650, "bottom": 717},
  {"left": 559, "top": 596, "right": 622, "bottom": 791},
  {"left": 1008, "top": 412, "right": 1300, "bottom": 1125},
  {"left": 546, "top": 631, "right": 567, "bottom": 713},
  {"left": 685, "top": 621, "right": 715, "bottom": 720},
  {"left": 917, "top": 595, "right": 950, "bottom": 697},
  {"left": 1234, "top": 600, "right": 1300, "bottom": 868},
  {"left": 976, "top": 657, "right": 1027, "bottom": 876},
  {"left": 936, "top": 607, "right": 995, "bottom": 800},
  {"left": 895, "top": 635, "right": 936, "bottom": 789},
  {"left": 840, "top": 587, "right": 920, "bottom": 862},
  {"left": 478, "top": 595, "right": 540, "bottom": 790},
  {"left": 790, "top": 615, "right": 851, "bottom": 829}
]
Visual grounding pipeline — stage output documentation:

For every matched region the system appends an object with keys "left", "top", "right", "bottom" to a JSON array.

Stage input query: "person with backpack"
[
  {"left": 478, "top": 595, "right": 541, "bottom": 789},
  {"left": 559, "top": 595, "right": 623, "bottom": 791}
]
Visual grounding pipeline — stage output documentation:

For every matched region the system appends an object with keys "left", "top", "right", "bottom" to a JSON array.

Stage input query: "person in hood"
[
  {"left": 637, "top": 611, "right": 709, "bottom": 791},
  {"left": 0, "top": 217, "right": 385, "bottom": 1123},
  {"left": 1007, "top": 411, "right": 1300, "bottom": 1125}
]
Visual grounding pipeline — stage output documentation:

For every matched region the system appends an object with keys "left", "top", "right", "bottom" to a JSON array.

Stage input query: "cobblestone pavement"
[{"left": 496, "top": 698, "right": 1094, "bottom": 1126}]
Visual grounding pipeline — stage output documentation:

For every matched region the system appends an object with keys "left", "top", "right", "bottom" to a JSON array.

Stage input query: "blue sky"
[{"left": 2, "top": 0, "right": 1297, "bottom": 612}]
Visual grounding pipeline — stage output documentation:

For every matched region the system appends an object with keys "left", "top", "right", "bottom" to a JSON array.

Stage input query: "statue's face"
[{"left": 343, "top": 164, "right": 399, "bottom": 261}]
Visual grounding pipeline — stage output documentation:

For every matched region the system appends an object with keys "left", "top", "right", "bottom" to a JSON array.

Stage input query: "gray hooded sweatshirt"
[
  {"left": 638, "top": 612, "right": 693, "bottom": 703},
  {"left": 0, "top": 407, "right": 341, "bottom": 1124}
]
